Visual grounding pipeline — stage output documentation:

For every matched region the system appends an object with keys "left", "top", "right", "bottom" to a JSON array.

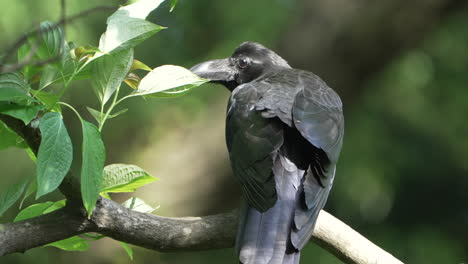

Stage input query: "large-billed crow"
[{"left": 191, "top": 42, "right": 344, "bottom": 264}]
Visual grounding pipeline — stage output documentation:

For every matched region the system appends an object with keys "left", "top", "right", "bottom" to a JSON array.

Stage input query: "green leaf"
[
  {"left": 19, "top": 179, "right": 37, "bottom": 208},
  {"left": 39, "top": 65, "right": 59, "bottom": 90},
  {"left": 0, "top": 177, "right": 29, "bottom": 217},
  {"left": 131, "top": 65, "right": 208, "bottom": 97},
  {"left": 98, "top": 0, "right": 166, "bottom": 53},
  {"left": 36, "top": 112, "right": 73, "bottom": 198},
  {"left": 101, "top": 164, "right": 157, "bottom": 193},
  {"left": 91, "top": 48, "right": 134, "bottom": 104},
  {"left": 170, "top": 0, "right": 178, "bottom": 12},
  {"left": 130, "top": 59, "right": 152, "bottom": 72},
  {"left": 0, "top": 103, "right": 44, "bottom": 124},
  {"left": 87, "top": 107, "right": 128, "bottom": 124},
  {"left": 34, "top": 90, "right": 61, "bottom": 112},
  {"left": 81, "top": 120, "right": 106, "bottom": 216},
  {"left": 119, "top": 242, "right": 134, "bottom": 260},
  {"left": 122, "top": 197, "right": 157, "bottom": 213},
  {"left": 14, "top": 202, "right": 53, "bottom": 222},
  {"left": 14, "top": 200, "right": 65, "bottom": 222},
  {"left": 34, "top": 21, "right": 64, "bottom": 61},
  {"left": 0, "top": 72, "right": 33, "bottom": 103},
  {"left": 0, "top": 120, "right": 27, "bottom": 150},
  {"left": 46, "top": 236, "right": 89, "bottom": 251},
  {"left": 43, "top": 199, "right": 66, "bottom": 213},
  {"left": 17, "top": 43, "right": 41, "bottom": 80}
]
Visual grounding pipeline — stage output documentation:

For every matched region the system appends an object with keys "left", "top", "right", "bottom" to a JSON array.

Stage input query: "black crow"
[{"left": 191, "top": 42, "right": 344, "bottom": 264}]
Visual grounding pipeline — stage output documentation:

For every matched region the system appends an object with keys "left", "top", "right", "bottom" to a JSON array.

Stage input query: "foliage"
[{"left": 0, "top": 0, "right": 206, "bottom": 258}]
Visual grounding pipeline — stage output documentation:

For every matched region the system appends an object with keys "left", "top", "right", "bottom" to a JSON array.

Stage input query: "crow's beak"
[{"left": 190, "top": 58, "right": 236, "bottom": 82}]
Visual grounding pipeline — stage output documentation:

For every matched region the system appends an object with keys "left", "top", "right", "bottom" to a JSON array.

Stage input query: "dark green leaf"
[
  {"left": 0, "top": 177, "right": 29, "bottom": 217},
  {"left": 46, "top": 236, "right": 89, "bottom": 251},
  {"left": 36, "top": 112, "right": 73, "bottom": 198},
  {"left": 0, "top": 102, "right": 44, "bottom": 124},
  {"left": 101, "top": 164, "right": 157, "bottom": 193},
  {"left": 0, "top": 72, "right": 33, "bottom": 103},
  {"left": 35, "top": 21, "right": 64, "bottom": 60},
  {"left": 91, "top": 48, "right": 134, "bottom": 104},
  {"left": 81, "top": 120, "right": 106, "bottom": 216}
]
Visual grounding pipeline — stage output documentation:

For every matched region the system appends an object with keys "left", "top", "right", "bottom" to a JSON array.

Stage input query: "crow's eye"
[{"left": 237, "top": 58, "right": 249, "bottom": 69}]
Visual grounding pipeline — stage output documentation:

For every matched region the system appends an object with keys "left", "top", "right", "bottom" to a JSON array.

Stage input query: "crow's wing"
[
  {"left": 226, "top": 84, "right": 284, "bottom": 212},
  {"left": 292, "top": 71, "right": 344, "bottom": 166},
  {"left": 290, "top": 70, "right": 344, "bottom": 249},
  {"left": 251, "top": 69, "right": 344, "bottom": 249}
]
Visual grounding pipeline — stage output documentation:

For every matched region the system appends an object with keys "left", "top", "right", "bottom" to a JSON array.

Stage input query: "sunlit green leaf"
[
  {"left": 36, "top": 112, "right": 73, "bottom": 198},
  {"left": 119, "top": 242, "right": 134, "bottom": 260},
  {"left": 91, "top": 49, "right": 134, "bottom": 104},
  {"left": 46, "top": 236, "right": 89, "bottom": 251},
  {"left": 101, "top": 164, "right": 157, "bottom": 193},
  {"left": 131, "top": 65, "right": 208, "bottom": 97},
  {"left": 0, "top": 177, "right": 29, "bottom": 217},
  {"left": 98, "top": 0, "right": 166, "bottom": 53},
  {"left": 130, "top": 59, "right": 152, "bottom": 72},
  {"left": 124, "top": 73, "right": 141, "bottom": 89},
  {"left": 81, "top": 120, "right": 106, "bottom": 216},
  {"left": 0, "top": 103, "right": 44, "bottom": 124},
  {"left": 170, "top": 0, "right": 178, "bottom": 12},
  {"left": 122, "top": 197, "right": 157, "bottom": 213}
]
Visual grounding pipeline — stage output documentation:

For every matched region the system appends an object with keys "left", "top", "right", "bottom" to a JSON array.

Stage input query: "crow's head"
[{"left": 190, "top": 42, "right": 290, "bottom": 91}]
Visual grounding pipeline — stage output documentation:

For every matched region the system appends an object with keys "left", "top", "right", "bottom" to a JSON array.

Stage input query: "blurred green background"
[{"left": 1, "top": 0, "right": 468, "bottom": 263}]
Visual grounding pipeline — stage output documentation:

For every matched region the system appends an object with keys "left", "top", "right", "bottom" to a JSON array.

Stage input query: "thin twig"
[
  {"left": 1, "top": 55, "right": 61, "bottom": 74},
  {"left": 61, "top": 0, "right": 67, "bottom": 37},
  {"left": 0, "top": 5, "right": 116, "bottom": 71}
]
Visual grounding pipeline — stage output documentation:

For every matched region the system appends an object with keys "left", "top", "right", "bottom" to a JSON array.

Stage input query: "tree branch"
[
  {"left": 0, "top": 196, "right": 403, "bottom": 264},
  {"left": 0, "top": 4, "right": 117, "bottom": 73}
]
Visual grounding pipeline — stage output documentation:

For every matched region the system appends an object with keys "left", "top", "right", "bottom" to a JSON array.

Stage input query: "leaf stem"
[
  {"left": 98, "top": 84, "right": 121, "bottom": 132},
  {"left": 58, "top": 102, "right": 82, "bottom": 121}
]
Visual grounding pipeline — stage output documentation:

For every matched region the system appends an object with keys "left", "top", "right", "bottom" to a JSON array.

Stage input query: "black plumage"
[{"left": 191, "top": 42, "right": 344, "bottom": 264}]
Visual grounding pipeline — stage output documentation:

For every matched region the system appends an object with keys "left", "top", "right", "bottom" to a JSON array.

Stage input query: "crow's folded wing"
[{"left": 226, "top": 84, "right": 284, "bottom": 212}]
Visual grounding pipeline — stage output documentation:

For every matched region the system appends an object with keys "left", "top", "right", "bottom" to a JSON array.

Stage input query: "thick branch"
[{"left": 0, "top": 197, "right": 403, "bottom": 264}]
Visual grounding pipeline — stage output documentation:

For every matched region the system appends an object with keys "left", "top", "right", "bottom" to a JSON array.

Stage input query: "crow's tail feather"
[{"left": 236, "top": 154, "right": 304, "bottom": 264}]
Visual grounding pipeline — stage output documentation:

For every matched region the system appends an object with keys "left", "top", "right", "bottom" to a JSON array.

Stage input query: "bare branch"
[
  {"left": 1, "top": 55, "right": 61, "bottom": 74},
  {"left": 0, "top": 4, "right": 117, "bottom": 73},
  {"left": 0, "top": 196, "right": 403, "bottom": 264}
]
